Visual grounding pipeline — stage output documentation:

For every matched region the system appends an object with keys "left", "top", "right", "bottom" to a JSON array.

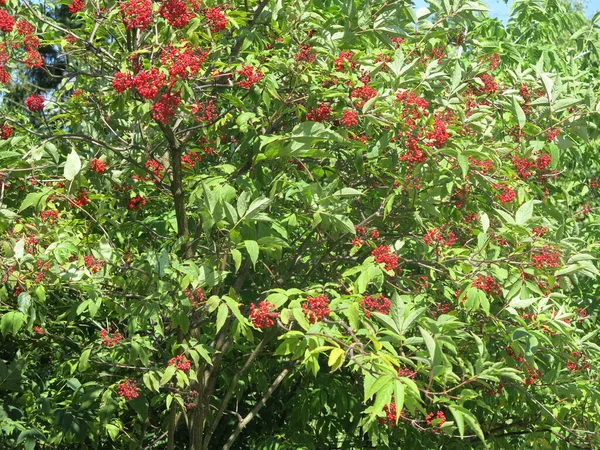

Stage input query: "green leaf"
[
  {"left": 160, "top": 365, "right": 177, "bottom": 386},
  {"left": 515, "top": 200, "right": 534, "bottom": 225},
  {"left": 1, "top": 311, "right": 25, "bottom": 336},
  {"left": 328, "top": 348, "right": 345, "bottom": 371},
  {"left": 457, "top": 154, "right": 469, "bottom": 178},
  {"left": 216, "top": 303, "right": 229, "bottom": 333},
  {"left": 480, "top": 212, "right": 490, "bottom": 233},
  {"left": 231, "top": 249, "right": 242, "bottom": 272},
  {"left": 244, "top": 240, "right": 259, "bottom": 267},
  {"left": 511, "top": 96, "right": 526, "bottom": 129},
  {"left": 449, "top": 405, "right": 465, "bottom": 437},
  {"left": 64, "top": 149, "right": 82, "bottom": 181},
  {"left": 78, "top": 349, "right": 91, "bottom": 372}
]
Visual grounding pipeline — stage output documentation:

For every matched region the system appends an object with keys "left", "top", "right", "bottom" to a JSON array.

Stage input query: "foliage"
[{"left": 1, "top": 0, "right": 600, "bottom": 449}]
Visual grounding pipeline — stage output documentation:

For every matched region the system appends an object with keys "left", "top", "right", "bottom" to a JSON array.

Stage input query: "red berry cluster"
[
  {"left": 397, "top": 367, "right": 416, "bottom": 378},
  {"left": 120, "top": 0, "right": 153, "bottom": 30},
  {"left": 25, "top": 94, "right": 45, "bottom": 112},
  {"left": 496, "top": 185, "right": 515, "bottom": 204},
  {"left": 567, "top": 352, "right": 590, "bottom": 372},
  {"left": 295, "top": 44, "right": 316, "bottom": 64},
  {"left": 134, "top": 69, "right": 168, "bottom": 99},
  {"left": 236, "top": 64, "right": 263, "bottom": 89},
  {"left": 100, "top": 328, "right": 123, "bottom": 347},
  {"left": 152, "top": 92, "right": 181, "bottom": 123},
  {"left": 84, "top": 255, "right": 104, "bottom": 274},
  {"left": 90, "top": 158, "right": 107, "bottom": 173},
  {"left": 371, "top": 245, "right": 399, "bottom": 271},
  {"left": 360, "top": 294, "right": 391, "bottom": 317},
  {"left": 249, "top": 301, "right": 279, "bottom": 329},
  {"left": 532, "top": 246, "right": 561, "bottom": 269},
  {"left": 341, "top": 109, "right": 359, "bottom": 127},
  {"left": 160, "top": 0, "right": 194, "bottom": 29},
  {"left": 1, "top": 123, "right": 12, "bottom": 140},
  {"left": 512, "top": 153, "right": 552, "bottom": 180},
  {"left": 424, "top": 227, "right": 456, "bottom": 247},
  {"left": 477, "top": 73, "right": 499, "bottom": 94},
  {"left": 379, "top": 403, "right": 400, "bottom": 426},
  {"left": 192, "top": 100, "right": 217, "bottom": 123},
  {"left": 128, "top": 195, "right": 147, "bottom": 210},
  {"left": 168, "top": 354, "right": 191, "bottom": 372},
  {"left": 472, "top": 275, "right": 501, "bottom": 296},
  {"left": 33, "top": 325, "right": 45, "bottom": 335},
  {"left": 532, "top": 226, "right": 547, "bottom": 237},
  {"left": 40, "top": 209, "right": 59, "bottom": 223},
  {"left": 181, "top": 152, "right": 202, "bottom": 170},
  {"left": 425, "top": 116, "right": 449, "bottom": 148},
  {"left": 185, "top": 287, "right": 205, "bottom": 306},
  {"left": 204, "top": 7, "right": 228, "bottom": 33},
  {"left": 350, "top": 85, "right": 377, "bottom": 109},
  {"left": 68, "top": 0, "right": 85, "bottom": 14},
  {"left": 306, "top": 103, "right": 331, "bottom": 122},
  {"left": 118, "top": 379, "right": 139, "bottom": 400},
  {"left": 112, "top": 72, "right": 134, "bottom": 93},
  {"left": 546, "top": 128, "right": 560, "bottom": 142},
  {"left": 425, "top": 411, "right": 446, "bottom": 432},
  {"left": 334, "top": 51, "right": 356, "bottom": 72},
  {"left": 302, "top": 295, "right": 331, "bottom": 323},
  {"left": 0, "top": 9, "right": 14, "bottom": 33},
  {"left": 160, "top": 43, "right": 208, "bottom": 80}
]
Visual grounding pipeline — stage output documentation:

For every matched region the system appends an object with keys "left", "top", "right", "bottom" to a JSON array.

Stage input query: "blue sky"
[{"left": 412, "top": 0, "right": 599, "bottom": 21}]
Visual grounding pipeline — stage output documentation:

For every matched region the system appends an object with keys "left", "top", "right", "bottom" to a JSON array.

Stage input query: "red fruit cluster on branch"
[
  {"left": 84, "top": 255, "right": 104, "bottom": 273},
  {"left": 100, "top": 328, "right": 123, "bottom": 347},
  {"left": 40, "top": 210, "right": 59, "bottom": 223},
  {"left": 1, "top": 123, "right": 12, "bottom": 139},
  {"left": 249, "top": 301, "right": 279, "bottom": 329},
  {"left": 236, "top": 64, "right": 263, "bottom": 89},
  {"left": 118, "top": 379, "right": 139, "bottom": 400},
  {"left": 71, "top": 190, "right": 90, "bottom": 208},
  {"left": 532, "top": 226, "right": 547, "bottom": 237},
  {"left": 120, "top": 0, "right": 153, "bottom": 30},
  {"left": 350, "top": 85, "right": 377, "bottom": 109},
  {"left": 360, "top": 294, "right": 391, "bottom": 317},
  {"left": 68, "top": 0, "right": 85, "bottom": 14},
  {"left": 127, "top": 195, "right": 147, "bottom": 210},
  {"left": 134, "top": 69, "right": 168, "bottom": 99},
  {"left": 425, "top": 411, "right": 446, "bottom": 431},
  {"left": 334, "top": 51, "right": 356, "bottom": 72},
  {"left": 151, "top": 92, "right": 181, "bottom": 123},
  {"left": 532, "top": 246, "right": 561, "bottom": 269},
  {"left": 204, "top": 7, "right": 228, "bottom": 33},
  {"left": 192, "top": 100, "right": 217, "bottom": 123},
  {"left": 379, "top": 403, "right": 400, "bottom": 426},
  {"left": 306, "top": 104, "right": 331, "bottom": 122},
  {"left": 112, "top": 72, "right": 134, "bottom": 93},
  {"left": 371, "top": 245, "right": 399, "bottom": 271},
  {"left": 302, "top": 295, "right": 331, "bottom": 323},
  {"left": 424, "top": 227, "right": 456, "bottom": 247},
  {"left": 25, "top": 95, "right": 45, "bottom": 112},
  {"left": 496, "top": 186, "right": 515, "bottom": 204},
  {"left": 341, "top": 109, "right": 359, "bottom": 127},
  {"left": 295, "top": 44, "right": 316, "bottom": 63},
  {"left": 426, "top": 116, "right": 449, "bottom": 148},
  {"left": 160, "top": 43, "right": 208, "bottom": 80},
  {"left": 397, "top": 367, "right": 416, "bottom": 378},
  {"left": 90, "top": 158, "right": 107, "bottom": 173},
  {"left": 477, "top": 73, "right": 499, "bottom": 94},
  {"left": 472, "top": 275, "right": 501, "bottom": 296},
  {"left": 546, "top": 128, "right": 560, "bottom": 142},
  {"left": 160, "top": 0, "right": 194, "bottom": 28},
  {"left": 0, "top": 9, "right": 14, "bottom": 32},
  {"left": 185, "top": 287, "right": 205, "bottom": 306},
  {"left": 168, "top": 354, "right": 191, "bottom": 372}
]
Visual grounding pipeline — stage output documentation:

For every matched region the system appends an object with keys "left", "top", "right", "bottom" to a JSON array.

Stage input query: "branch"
[{"left": 222, "top": 361, "right": 296, "bottom": 450}]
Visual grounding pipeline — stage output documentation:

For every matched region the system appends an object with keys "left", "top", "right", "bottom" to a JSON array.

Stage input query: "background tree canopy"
[{"left": 1, "top": 0, "right": 600, "bottom": 449}]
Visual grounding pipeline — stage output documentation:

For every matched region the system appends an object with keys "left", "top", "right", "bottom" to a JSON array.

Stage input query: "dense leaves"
[{"left": 1, "top": 0, "right": 600, "bottom": 449}]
